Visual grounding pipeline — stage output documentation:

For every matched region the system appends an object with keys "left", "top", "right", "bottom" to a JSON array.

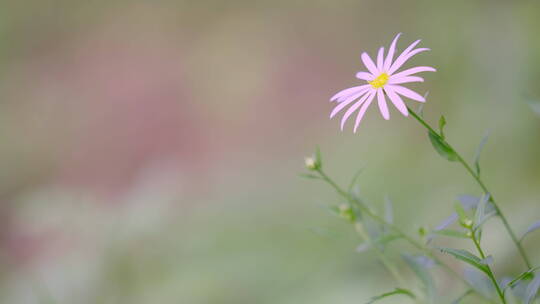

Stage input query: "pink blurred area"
[{"left": 0, "top": 3, "right": 335, "bottom": 269}]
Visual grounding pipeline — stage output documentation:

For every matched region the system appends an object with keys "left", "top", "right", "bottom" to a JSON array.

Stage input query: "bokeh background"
[{"left": 1, "top": 0, "right": 540, "bottom": 303}]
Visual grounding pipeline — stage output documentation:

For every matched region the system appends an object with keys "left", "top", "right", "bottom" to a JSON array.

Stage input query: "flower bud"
[
  {"left": 304, "top": 156, "right": 319, "bottom": 170},
  {"left": 461, "top": 219, "right": 473, "bottom": 229},
  {"left": 338, "top": 203, "right": 355, "bottom": 222}
]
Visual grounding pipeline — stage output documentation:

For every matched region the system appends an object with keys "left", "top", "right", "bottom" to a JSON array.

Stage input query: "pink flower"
[{"left": 330, "top": 33, "right": 436, "bottom": 132}]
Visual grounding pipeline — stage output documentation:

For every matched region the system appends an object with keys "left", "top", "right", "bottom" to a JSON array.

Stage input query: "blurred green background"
[{"left": 1, "top": 0, "right": 540, "bottom": 303}]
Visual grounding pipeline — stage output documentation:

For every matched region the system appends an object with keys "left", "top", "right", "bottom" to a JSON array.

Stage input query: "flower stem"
[
  {"left": 406, "top": 106, "right": 532, "bottom": 270},
  {"left": 315, "top": 168, "right": 498, "bottom": 303},
  {"left": 469, "top": 228, "right": 506, "bottom": 303}
]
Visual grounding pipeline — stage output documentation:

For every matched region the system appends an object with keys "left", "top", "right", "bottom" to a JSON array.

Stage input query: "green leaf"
[
  {"left": 473, "top": 193, "right": 491, "bottom": 230},
  {"left": 525, "top": 273, "right": 540, "bottom": 304},
  {"left": 437, "top": 247, "right": 489, "bottom": 274},
  {"left": 428, "top": 131, "right": 458, "bottom": 161},
  {"left": 438, "top": 115, "right": 447, "bottom": 138},
  {"left": 454, "top": 202, "right": 469, "bottom": 225},
  {"left": 417, "top": 103, "right": 425, "bottom": 117},
  {"left": 521, "top": 220, "right": 540, "bottom": 242},
  {"left": 402, "top": 254, "right": 435, "bottom": 303},
  {"left": 503, "top": 267, "right": 539, "bottom": 293},
  {"left": 366, "top": 288, "right": 416, "bottom": 304},
  {"left": 473, "top": 132, "right": 489, "bottom": 176},
  {"left": 315, "top": 146, "right": 322, "bottom": 167}
]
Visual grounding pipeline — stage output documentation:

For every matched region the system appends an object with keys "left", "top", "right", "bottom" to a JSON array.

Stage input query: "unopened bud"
[
  {"left": 418, "top": 226, "right": 428, "bottom": 237},
  {"left": 461, "top": 219, "right": 473, "bottom": 228},
  {"left": 304, "top": 156, "right": 318, "bottom": 170},
  {"left": 338, "top": 203, "right": 355, "bottom": 222}
]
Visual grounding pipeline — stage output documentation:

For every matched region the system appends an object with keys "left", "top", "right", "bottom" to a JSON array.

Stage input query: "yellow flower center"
[{"left": 368, "top": 73, "right": 389, "bottom": 89}]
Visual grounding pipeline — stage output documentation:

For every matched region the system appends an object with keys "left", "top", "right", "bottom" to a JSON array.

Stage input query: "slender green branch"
[
  {"left": 469, "top": 227, "right": 506, "bottom": 303},
  {"left": 315, "top": 168, "right": 498, "bottom": 303},
  {"left": 407, "top": 106, "right": 532, "bottom": 269}
]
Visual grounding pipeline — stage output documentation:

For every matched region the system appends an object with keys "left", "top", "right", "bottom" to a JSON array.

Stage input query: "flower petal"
[
  {"left": 355, "top": 72, "right": 374, "bottom": 81},
  {"left": 376, "top": 88, "right": 389, "bottom": 120},
  {"left": 330, "top": 85, "right": 369, "bottom": 102},
  {"left": 376, "top": 47, "right": 385, "bottom": 71},
  {"left": 330, "top": 88, "right": 369, "bottom": 118},
  {"left": 388, "top": 76, "right": 424, "bottom": 84},
  {"left": 361, "top": 52, "right": 379, "bottom": 75},
  {"left": 386, "top": 39, "right": 420, "bottom": 73},
  {"left": 384, "top": 86, "right": 409, "bottom": 116},
  {"left": 388, "top": 48, "right": 430, "bottom": 74},
  {"left": 390, "top": 66, "right": 436, "bottom": 79},
  {"left": 341, "top": 89, "right": 375, "bottom": 130},
  {"left": 383, "top": 33, "right": 401, "bottom": 72},
  {"left": 353, "top": 90, "right": 377, "bottom": 132},
  {"left": 388, "top": 85, "right": 426, "bottom": 102}
]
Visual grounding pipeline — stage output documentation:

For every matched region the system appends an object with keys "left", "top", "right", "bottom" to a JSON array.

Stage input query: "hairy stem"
[{"left": 407, "top": 106, "right": 532, "bottom": 269}]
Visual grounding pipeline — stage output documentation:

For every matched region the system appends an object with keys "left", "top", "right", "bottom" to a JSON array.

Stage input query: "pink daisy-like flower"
[{"left": 330, "top": 33, "right": 436, "bottom": 132}]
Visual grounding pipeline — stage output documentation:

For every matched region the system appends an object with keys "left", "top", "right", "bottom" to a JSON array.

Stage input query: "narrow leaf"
[
  {"left": 521, "top": 220, "right": 540, "bottom": 241},
  {"left": 457, "top": 195, "right": 481, "bottom": 209},
  {"left": 473, "top": 193, "right": 491, "bottom": 231},
  {"left": 474, "top": 211, "right": 496, "bottom": 233},
  {"left": 464, "top": 267, "right": 495, "bottom": 298},
  {"left": 315, "top": 146, "right": 322, "bottom": 167},
  {"left": 437, "top": 247, "right": 489, "bottom": 274},
  {"left": 428, "top": 131, "right": 458, "bottom": 161},
  {"left": 473, "top": 131, "right": 489, "bottom": 176},
  {"left": 366, "top": 288, "right": 415, "bottom": 304},
  {"left": 480, "top": 255, "right": 494, "bottom": 265},
  {"left": 417, "top": 103, "right": 425, "bottom": 117},
  {"left": 435, "top": 195, "right": 491, "bottom": 232},
  {"left": 402, "top": 254, "right": 435, "bottom": 302},
  {"left": 417, "top": 91, "right": 429, "bottom": 118},
  {"left": 454, "top": 203, "right": 469, "bottom": 224},
  {"left": 435, "top": 213, "right": 459, "bottom": 231},
  {"left": 525, "top": 273, "right": 540, "bottom": 304},
  {"left": 438, "top": 115, "right": 447, "bottom": 138},
  {"left": 503, "top": 267, "right": 539, "bottom": 292}
]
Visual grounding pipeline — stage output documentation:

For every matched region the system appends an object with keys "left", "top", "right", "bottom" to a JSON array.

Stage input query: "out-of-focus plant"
[{"left": 302, "top": 34, "right": 540, "bottom": 304}]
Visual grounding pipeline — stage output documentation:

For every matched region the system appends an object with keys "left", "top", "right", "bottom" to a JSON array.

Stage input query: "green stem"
[
  {"left": 407, "top": 106, "right": 532, "bottom": 270},
  {"left": 315, "top": 168, "right": 497, "bottom": 303},
  {"left": 469, "top": 228, "right": 506, "bottom": 303}
]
